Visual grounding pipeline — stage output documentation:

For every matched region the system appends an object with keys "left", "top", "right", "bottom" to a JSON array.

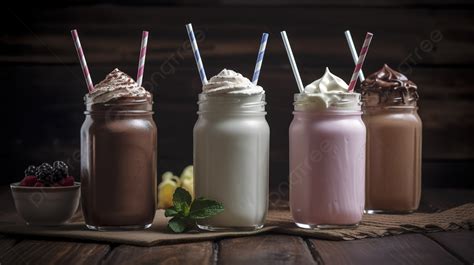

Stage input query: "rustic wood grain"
[
  {"left": 1, "top": 7, "right": 473, "bottom": 67},
  {"left": 20, "top": 0, "right": 474, "bottom": 7},
  {"left": 0, "top": 240, "right": 110, "bottom": 265},
  {"left": 0, "top": 187, "right": 472, "bottom": 264},
  {"left": 220, "top": 0, "right": 474, "bottom": 6},
  {"left": 309, "top": 234, "right": 463, "bottom": 265},
  {"left": 102, "top": 241, "right": 214, "bottom": 265},
  {"left": 426, "top": 231, "right": 474, "bottom": 264},
  {"left": 421, "top": 189, "right": 474, "bottom": 211},
  {"left": 0, "top": 236, "right": 17, "bottom": 257},
  {"left": 218, "top": 234, "right": 317, "bottom": 265}
]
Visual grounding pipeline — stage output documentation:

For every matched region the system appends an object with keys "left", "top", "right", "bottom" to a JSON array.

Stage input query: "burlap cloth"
[{"left": 0, "top": 204, "right": 472, "bottom": 246}]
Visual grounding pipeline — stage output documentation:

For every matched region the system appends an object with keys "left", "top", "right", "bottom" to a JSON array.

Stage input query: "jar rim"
[
  {"left": 293, "top": 110, "right": 362, "bottom": 116},
  {"left": 197, "top": 92, "right": 266, "bottom": 115},
  {"left": 85, "top": 97, "right": 153, "bottom": 114},
  {"left": 198, "top": 92, "right": 265, "bottom": 103},
  {"left": 363, "top": 105, "right": 418, "bottom": 110},
  {"left": 293, "top": 93, "right": 362, "bottom": 111},
  {"left": 84, "top": 110, "right": 154, "bottom": 115}
]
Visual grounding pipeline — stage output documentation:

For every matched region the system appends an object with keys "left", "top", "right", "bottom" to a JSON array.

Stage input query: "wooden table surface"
[{"left": 0, "top": 187, "right": 473, "bottom": 265}]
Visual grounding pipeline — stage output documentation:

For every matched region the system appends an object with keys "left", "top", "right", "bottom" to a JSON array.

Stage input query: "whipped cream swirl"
[
  {"left": 85, "top": 68, "right": 150, "bottom": 104},
  {"left": 203, "top": 69, "right": 264, "bottom": 95},
  {"left": 295, "top": 68, "right": 361, "bottom": 110}
]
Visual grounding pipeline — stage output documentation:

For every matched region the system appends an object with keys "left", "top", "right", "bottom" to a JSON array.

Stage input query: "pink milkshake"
[{"left": 289, "top": 68, "right": 366, "bottom": 228}]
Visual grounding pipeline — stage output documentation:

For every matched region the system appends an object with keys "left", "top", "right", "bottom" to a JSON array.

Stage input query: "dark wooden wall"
[{"left": 1, "top": 2, "right": 473, "bottom": 187}]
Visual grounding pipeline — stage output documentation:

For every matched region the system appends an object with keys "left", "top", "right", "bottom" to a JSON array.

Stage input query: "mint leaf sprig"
[{"left": 165, "top": 187, "right": 224, "bottom": 233}]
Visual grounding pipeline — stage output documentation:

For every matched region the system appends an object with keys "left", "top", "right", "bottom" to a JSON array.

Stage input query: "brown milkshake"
[
  {"left": 357, "top": 65, "right": 422, "bottom": 213},
  {"left": 81, "top": 69, "right": 157, "bottom": 230}
]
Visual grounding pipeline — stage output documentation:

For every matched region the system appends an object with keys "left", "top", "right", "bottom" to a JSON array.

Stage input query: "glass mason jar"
[
  {"left": 81, "top": 98, "right": 157, "bottom": 231},
  {"left": 289, "top": 94, "right": 366, "bottom": 229},
  {"left": 364, "top": 105, "right": 422, "bottom": 213},
  {"left": 193, "top": 93, "right": 269, "bottom": 231}
]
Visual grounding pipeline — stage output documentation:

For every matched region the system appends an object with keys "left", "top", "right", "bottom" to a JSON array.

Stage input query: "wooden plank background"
[{"left": 1, "top": 2, "right": 473, "bottom": 188}]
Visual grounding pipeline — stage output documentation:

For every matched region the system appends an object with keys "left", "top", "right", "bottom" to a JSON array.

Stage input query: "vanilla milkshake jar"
[
  {"left": 194, "top": 69, "right": 269, "bottom": 230},
  {"left": 289, "top": 68, "right": 366, "bottom": 229},
  {"left": 357, "top": 65, "right": 422, "bottom": 213}
]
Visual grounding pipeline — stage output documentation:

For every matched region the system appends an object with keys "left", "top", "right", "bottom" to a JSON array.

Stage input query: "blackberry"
[
  {"left": 53, "top": 161, "right": 68, "bottom": 174},
  {"left": 52, "top": 161, "right": 68, "bottom": 182},
  {"left": 24, "top": 165, "right": 37, "bottom": 177},
  {"left": 51, "top": 168, "right": 65, "bottom": 182},
  {"left": 36, "top": 163, "right": 54, "bottom": 184}
]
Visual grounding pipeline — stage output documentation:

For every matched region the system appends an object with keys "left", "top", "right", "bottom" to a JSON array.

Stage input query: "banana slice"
[
  {"left": 181, "top": 178, "right": 194, "bottom": 199},
  {"left": 180, "top": 165, "right": 193, "bottom": 180},
  {"left": 162, "top": 171, "right": 181, "bottom": 185},
  {"left": 157, "top": 166, "right": 195, "bottom": 209},
  {"left": 180, "top": 165, "right": 194, "bottom": 198},
  {"left": 158, "top": 179, "right": 178, "bottom": 209}
]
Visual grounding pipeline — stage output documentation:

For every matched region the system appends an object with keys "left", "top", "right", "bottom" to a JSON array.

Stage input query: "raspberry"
[
  {"left": 34, "top": 181, "right": 45, "bottom": 187},
  {"left": 20, "top": 176, "right": 38, "bottom": 187},
  {"left": 58, "top": 176, "right": 75, "bottom": 186},
  {"left": 36, "top": 163, "right": 54, "bottom": 184},
  {"left": 24, "top": 165, "right": 37, "bottom": 177}
]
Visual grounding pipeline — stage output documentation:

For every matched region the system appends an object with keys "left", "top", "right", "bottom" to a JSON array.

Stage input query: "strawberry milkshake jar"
[{"left": 289, "top": 68, "right": 366, "bottom": 229}]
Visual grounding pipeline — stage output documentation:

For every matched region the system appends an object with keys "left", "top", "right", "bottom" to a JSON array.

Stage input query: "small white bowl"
[{"left": 10, "top": 182, "right": 81, "bottom": 226}]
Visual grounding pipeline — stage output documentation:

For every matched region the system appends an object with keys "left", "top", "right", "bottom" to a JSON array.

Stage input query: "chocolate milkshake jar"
[
  {"left": 289, "top": 68, "right": 366, "bottom": 229},
  {"left": 81, "top": 69, "right": 157, "bottom": 230},
  {"left": 358, "top": 65, "right": 422, "bottom": 213},
  {"left": 193, "top": 74, "right": 269, "bottom": 231}
]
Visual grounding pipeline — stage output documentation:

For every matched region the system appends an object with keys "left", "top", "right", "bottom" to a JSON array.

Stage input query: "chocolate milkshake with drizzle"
[
  {"left": 357, "top": 65, "right": 422, "bottom": 213},
  {"left": 81, "top": 69, "right": 157, "bottom": 230}
]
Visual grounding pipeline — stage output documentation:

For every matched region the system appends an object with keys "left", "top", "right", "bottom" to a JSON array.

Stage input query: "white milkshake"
[{"left": 194, "top": 69, "right": 269, "bottom": 230}]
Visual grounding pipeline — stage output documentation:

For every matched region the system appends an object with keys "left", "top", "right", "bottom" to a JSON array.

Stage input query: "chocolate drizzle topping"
[
  {"left": 357, "top": 64, "right": 418, "bottom": 106},
  {"left": 85, "top": 68, "right": 150, "bottom": 104}
]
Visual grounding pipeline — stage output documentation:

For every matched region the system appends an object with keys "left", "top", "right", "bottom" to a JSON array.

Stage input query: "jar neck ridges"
[
  {"left": 197, "top": 93, "right": 266, "bottom": 114},
  {"left": 85, "top": 98, "right": 153, "bottom": 114}
]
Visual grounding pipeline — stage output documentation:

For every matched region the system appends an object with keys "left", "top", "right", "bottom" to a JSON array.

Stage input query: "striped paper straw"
[
  {"left": 344, "top": 30, "right": 365, "bottom": 82},
  {"left": 185, "top": 23, "right": 208, "bottom": 85},
  {"left": 347, "top": 32, "right": 373, "bottom": 92},
  {"left": 252, "top": 33, "right": 269, "bottom": 85},
  {"left": 71, "top": 29, "right": 94, "bottom": 92},
  {"left": 137, "top": 31, "right": 149, "bottom": 87},
  {"left": 280, "top": 31, "right": 304, "bottom": 93}
]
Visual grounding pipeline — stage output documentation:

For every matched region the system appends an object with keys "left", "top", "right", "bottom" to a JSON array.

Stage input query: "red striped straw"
[
  {"left": 137, "top": 31, "right": 149, "bottom": 87},
  {"left": 71, "top": 29, "right": 94, "bottom": 92},
  {"left": 347, "top": 32, "right": 373, "bottom": 92}
]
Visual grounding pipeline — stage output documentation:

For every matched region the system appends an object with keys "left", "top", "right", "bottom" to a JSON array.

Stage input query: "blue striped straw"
[
  {"left": 252, "top": 33, "right": 269, "bottom": 85},
  {"left": 186, "top": 23, "right": 208, "bottom": 85}
]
